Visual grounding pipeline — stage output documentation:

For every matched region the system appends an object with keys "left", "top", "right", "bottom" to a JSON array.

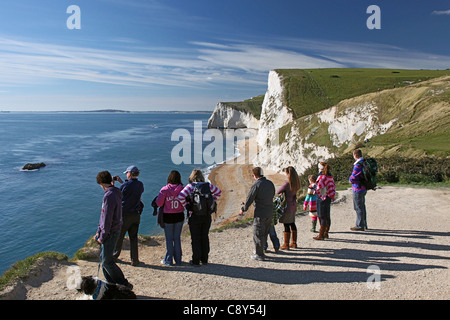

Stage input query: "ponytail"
[{"left": 318, "top": 162, "right": 329, "bottom": 176}]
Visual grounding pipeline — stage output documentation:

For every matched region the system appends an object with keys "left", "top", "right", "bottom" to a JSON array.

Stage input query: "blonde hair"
[{"left": 189, "top": 169, "right": 205, "bottom": 183}]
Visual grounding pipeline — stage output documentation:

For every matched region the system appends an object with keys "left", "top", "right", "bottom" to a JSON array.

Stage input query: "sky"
[{"left": 0, "top": 0, "right": 449, "bottom": 111}]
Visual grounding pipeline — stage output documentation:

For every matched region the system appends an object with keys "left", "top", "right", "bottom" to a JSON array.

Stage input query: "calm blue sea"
[{"left": 0, "top": 112, "right": 233, "bottom": 275}]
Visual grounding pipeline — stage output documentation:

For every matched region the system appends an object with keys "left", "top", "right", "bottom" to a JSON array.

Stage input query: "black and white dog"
[{"left": 76, "top": 276, "right": 136, "bottom": 300}]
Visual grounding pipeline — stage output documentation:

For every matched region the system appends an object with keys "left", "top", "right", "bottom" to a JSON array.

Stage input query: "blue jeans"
[
  {"left": 101, "top": 230, "right": 128, "bottom": 285},
  {"left": 353, "top": 190, "right": 367, "bottom": 229},
  {"left": 264, "top": 226, "right": 280, "bottom": 251},
  {"left": 163, "top": 221, "right": 184, "bottom": 265}
]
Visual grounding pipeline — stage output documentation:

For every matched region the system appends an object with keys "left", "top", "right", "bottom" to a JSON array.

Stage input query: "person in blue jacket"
[{"left": 113, "top": 166, "right": 145, "bottom": 266}]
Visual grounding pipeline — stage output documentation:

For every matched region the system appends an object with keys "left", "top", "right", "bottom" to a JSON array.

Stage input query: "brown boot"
[
  {"left": 289, "top": 230, "right": 297, "bottom": 248},
  {"left": 313, "top": 226, "right": 325, "bottom": 240},
  {"left": 324, "top": 225, "right": 330, "bottom": 239},
  {"left": 280, "top": 232, "right": 290, "bottom": 250}
]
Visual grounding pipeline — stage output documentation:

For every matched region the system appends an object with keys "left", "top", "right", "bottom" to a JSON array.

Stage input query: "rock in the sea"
[{"left": 22, "top": 162, "right": 46, "bottom": 170}]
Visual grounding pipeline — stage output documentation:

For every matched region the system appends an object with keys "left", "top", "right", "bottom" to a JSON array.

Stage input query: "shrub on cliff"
[{"left": 298, "top": 155, "right": 450, "bottom": 190}]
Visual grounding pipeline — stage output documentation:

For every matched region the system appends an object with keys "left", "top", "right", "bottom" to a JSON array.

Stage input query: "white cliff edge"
[
  {"left": 207, "top": 103, "right": 259, "bottom": 129},
  {"left": 208, "top": 70, "right": 398, "bottom": 175}
]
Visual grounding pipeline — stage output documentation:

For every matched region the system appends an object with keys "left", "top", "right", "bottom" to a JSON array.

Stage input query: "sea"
[{"left": 0, "top": 112, "right": 238, "bottom": 275}]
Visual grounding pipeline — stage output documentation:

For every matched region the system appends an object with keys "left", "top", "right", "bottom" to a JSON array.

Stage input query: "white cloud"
[
  {"left": 193, "top": 42, "right": 343, "bottom": 72},
  {"left": 432, "top": 10, "right": 450, "bottom": 15},
  {"left": 0, "top": 35, "right": 449, "bottom": 93}
]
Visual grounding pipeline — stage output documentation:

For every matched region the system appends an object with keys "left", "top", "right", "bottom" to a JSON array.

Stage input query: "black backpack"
[
  {"left": 188, "top": 182, "right": 217, "bottom": 216},
  {"left": 361, "top": 158, "right": 378, "bottom": 190}
]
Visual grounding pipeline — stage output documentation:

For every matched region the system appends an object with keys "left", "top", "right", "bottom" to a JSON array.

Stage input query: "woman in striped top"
[
  {"left": 178, "top": 169, "right": 221, "bottom": 266},
  {"left": 313, "top": 162, "right": 336, "bottom": 240}
]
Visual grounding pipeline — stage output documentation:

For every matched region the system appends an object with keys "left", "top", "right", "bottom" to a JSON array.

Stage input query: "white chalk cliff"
[
  {"left": 207, "top": 103, "right": 259, "bottom": 129},
  {"left": 208, "top": 70, "right": 445, "bottom": 174}
]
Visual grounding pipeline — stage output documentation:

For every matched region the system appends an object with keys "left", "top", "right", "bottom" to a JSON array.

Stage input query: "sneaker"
[
  {"left": 161, "top": 259, "right": 171, "bottom": 266},
  {"left": 251, "top": 254, "right": 265, "bottom": 261},
  {"left": 350, "top": 227, "right": 365, "bottom": 231}
]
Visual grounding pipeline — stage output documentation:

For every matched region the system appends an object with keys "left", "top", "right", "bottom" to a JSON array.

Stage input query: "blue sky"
[{"left": 0, "top": 0, "right": 449, "bottom": 111}]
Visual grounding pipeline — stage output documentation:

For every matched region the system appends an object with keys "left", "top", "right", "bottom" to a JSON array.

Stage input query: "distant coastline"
[{"left": 0, "top": 109, "right": 213, "bottom": 114}]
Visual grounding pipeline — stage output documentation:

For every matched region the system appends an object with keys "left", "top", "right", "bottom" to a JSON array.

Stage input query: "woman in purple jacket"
[
  {"left": 156, "top": 170, "right": 185, "bottom": 266},
  {"left": 278, "top": 166, "right": 301, "bottom": 250}
]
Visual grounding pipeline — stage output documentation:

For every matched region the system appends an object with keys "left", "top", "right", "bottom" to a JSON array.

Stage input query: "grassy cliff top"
[
  {"left": 276, "top": 68, "right": 449, "bottom": 119},
  {"left": 220, "top": 95, "right": 265, "bottom": 120},
  {"left": 219, "top": 68, "right": 448, "bottom": 121}
]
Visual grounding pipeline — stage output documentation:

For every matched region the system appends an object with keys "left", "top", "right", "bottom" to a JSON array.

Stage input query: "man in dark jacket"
[
  {"left": 113, "top": 166, "right": 144, "bottom": 266},
  {"left": 240, "top": 167, "right": 275, "bottom": 261},
  {"left": 95, "top": 171, "right": 132, "bottom": 288}
]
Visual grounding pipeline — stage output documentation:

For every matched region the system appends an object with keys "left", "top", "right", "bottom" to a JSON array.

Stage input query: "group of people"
[
  {"left": 94, "top": 166, "right": 222, "bottom": 287},
  {"left": 240, "top": 148, "right": 368, "bottom": 261},
  {"left": 93, "top": 148, "right": 368, "bottom": 286},
  {"left": 155, "top": 168, "right": 222, "bottom": 267}
]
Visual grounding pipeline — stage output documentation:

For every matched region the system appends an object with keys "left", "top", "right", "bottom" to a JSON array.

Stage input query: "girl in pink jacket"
[{"left": 156, "top": 170, "right": 185, "bottom": 266}]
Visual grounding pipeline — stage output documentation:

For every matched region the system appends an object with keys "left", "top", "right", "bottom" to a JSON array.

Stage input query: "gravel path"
[{"left": 18, "top": 185, "right": 450, "bottom": 300}]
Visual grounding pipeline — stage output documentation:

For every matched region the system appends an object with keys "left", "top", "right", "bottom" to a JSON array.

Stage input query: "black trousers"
[
  {"left": 114, "top": 211, "right": 140, "bottom": 263},
  {"left": 188, "top": 214, "right": 212, "bottom": 265},
  {"left": 317, "top": 196, "right": 331, "bottom": 227}
]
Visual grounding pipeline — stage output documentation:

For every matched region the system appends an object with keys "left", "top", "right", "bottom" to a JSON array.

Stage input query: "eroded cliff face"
[
  {"left": 255, "top": 70, "right": 294, "bottom": 147},
  {"left": 207, "top": 103, "right": 259, "bottom": 129},
  {"left": 251, "top": 71, "right": 397, "bottom": 174},
  {"left": 207, "top": 70, "right": 446, "bottom": 175}
]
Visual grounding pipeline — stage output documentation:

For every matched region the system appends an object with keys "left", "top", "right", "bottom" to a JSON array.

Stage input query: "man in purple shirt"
[
  {"left": 349, "top": 149, "right": 368, "bottom": 231},
  {"left": 95, "top": 171, "right": 132, "bottom": 288}
]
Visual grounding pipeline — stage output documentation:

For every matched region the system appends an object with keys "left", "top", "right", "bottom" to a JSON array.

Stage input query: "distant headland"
[{"left": 0, "top": 109, "right": 212, "bottom": 114}]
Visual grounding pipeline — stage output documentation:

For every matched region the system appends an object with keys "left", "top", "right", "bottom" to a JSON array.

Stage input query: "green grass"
[
  {"left": 0, "top": 251, "right": 68, "bottom": 291},
  {"left": 277, "top": 68, "right": 449, "bottom": 119},
  {"left": 275, "top": 70, "right": 450, "bottom": 158},
  {"left": 221, "top": 95, "right": 265, "bottom": 120},
  {"left": 223, "top": 69, "right": 449, "bottom": 158}
]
